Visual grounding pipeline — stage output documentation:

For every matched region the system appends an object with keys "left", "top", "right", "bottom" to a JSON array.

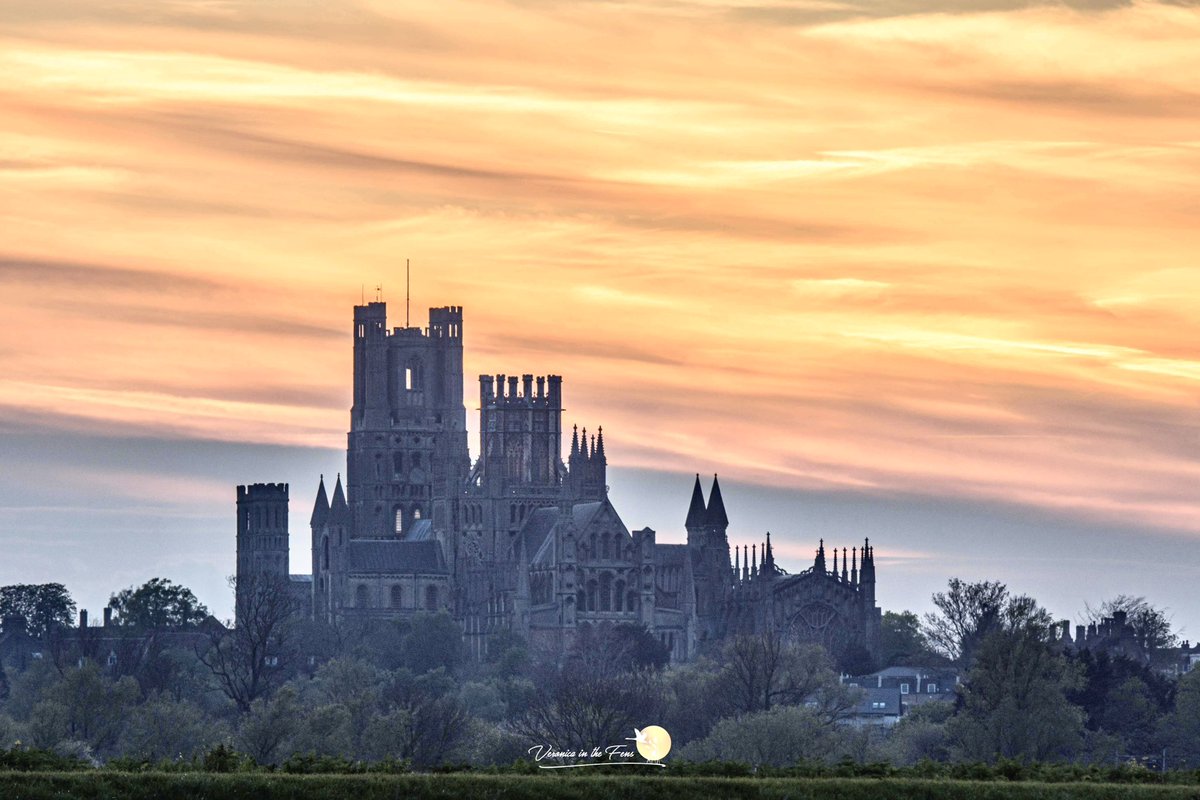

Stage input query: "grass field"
[{"left": 4, "top": 773, "right": 1200, "bottom": 800}]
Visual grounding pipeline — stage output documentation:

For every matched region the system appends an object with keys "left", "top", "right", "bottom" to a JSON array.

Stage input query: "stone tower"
[
  {"left": 235, "top": 482, "right": 289, "bottom": 617},
  {"left": 685, "top": 474, "right": 732, "bottom": 643},
  {"left": 347, "top": 303, "right": 470, "bottom": 541}
]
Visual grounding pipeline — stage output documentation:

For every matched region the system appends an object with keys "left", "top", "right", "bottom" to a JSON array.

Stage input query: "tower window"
[
  {"left": 405, "top": 367, "right": 413, "bottom": 391},
  {"left": 355, "top": 584, "right": 369, "bottom": 608},
  {"left": 425, "top": 585, "right": 439, "bottom": 610},
  {"left": 394, "top": 507, "right": 404, "bottom": 534},
  {"left": 391, "top": 585, "right": 403, "bottom": 609}
]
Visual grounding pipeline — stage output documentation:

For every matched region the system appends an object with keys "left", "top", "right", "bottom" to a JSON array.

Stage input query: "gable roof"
[{"left": 345, "top": 539, "right": 447, "bottom": 574}]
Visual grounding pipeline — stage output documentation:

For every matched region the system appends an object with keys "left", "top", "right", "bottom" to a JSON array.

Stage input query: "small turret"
[
  {"left": 706, "top": 474, "right": 729, "bottom": 529},
  {"left": 310, "top": 475, "right": 330, "bottom": 530},
  {"left": 841, "top": 548, "right": 848, "bottom": 582},
  {"left": 814, "top": 539, "right": 827, "bottom": 574}
]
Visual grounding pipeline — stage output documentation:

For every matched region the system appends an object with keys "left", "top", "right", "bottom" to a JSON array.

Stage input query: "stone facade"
[{"left": 247, "top": 301, "right": 883, "bottom": 663}]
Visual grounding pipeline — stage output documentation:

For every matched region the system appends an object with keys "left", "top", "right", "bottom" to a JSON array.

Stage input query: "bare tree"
[
  {"left": 197, "top": 573, "right": 302, "bottom": 713},
  {"left": 721, "top": 631, "right": 857, "bottom": 719}
]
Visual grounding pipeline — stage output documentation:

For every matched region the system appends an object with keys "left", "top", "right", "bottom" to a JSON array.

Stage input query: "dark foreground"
[{"left": 4, "top": 773, "right": 1200, "bottom": 800}]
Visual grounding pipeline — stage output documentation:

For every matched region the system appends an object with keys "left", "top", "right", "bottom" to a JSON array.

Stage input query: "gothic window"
[
  {"left": 393, "top": 453, "right": 404, "bottom": 477},
  {"left": 390, "top": 585, "right": 403, "bottom": 609},
  {"left": 602, "top": 535, "right": 610, "bottom": 560},
  {"left": 627, "top": 592, "right": 639, "bottom": 613},
  {"left": 405, "top": 358, "right": 423, "bottom": 392},
  {"left": 576, "top": 589, "right": 587, "bottom": 611},
  {"left": 322, "top": 536, "right": 329, "bottom": 570},
  {"left": 586, "top": 579, "right": 598, "bottom": 613},
  {"left": 355, "top": 584, "right": 369, "bottom": 608},
  {"left": 614, "top": 580, "right": 625, "bottom": 612},
  {"left": 599, "top": 573, "right": 612, "bottom": 612},
  {"left": 413, "top": 508, "right": 422, "bottom": 520},
  {"left": 394, "top": 506, "right": 404, "bottom": 535},
  {"left": 425, "top": 585, "right": 439, "bottom": 611}
]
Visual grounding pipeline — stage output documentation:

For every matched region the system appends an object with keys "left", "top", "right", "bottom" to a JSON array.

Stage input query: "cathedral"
[{"left": 235, "top": 302, "right": 881, "bottom": 663}]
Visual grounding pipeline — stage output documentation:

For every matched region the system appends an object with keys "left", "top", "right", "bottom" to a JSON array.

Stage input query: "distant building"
[{"left": 244, "top": 301, "right": 884, "bottom": 663}]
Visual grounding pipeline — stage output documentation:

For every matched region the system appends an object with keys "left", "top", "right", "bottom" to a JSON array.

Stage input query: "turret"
[
  {"left": 814, "top": 539, "right": 827, "bottom": 574},
  {"left": 685, "top": 474, "right": 707, "bottom": 544},
  {"left": 860, "top": 538, "right": 875, "bottom": 606}
]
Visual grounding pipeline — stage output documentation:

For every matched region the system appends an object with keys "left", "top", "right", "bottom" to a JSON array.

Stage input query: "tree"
[
  {"left": 922, "top": 578, "right": 1051, "bottom": 667},
  {"left": 27, "top": 662, "right": 140, "bottom": 755},
  {"left": 118, "top": 694, "right": 229, "bottom": 762},
  {"left": 948, "top": 624, "right": 1084, "bottom": 762},
  {"left": 198, "top": 573, "right": 301, "bottom": 713},
  {"left": 719, "top": 632, "right": 857, "bottom": 719},
  {"left": 400, "top": 612, "right": 463, "bottom": 674},
  {"left": 1085, "top": 595, "right": 1178, "bottom": 652},
  {"left": 1159, "top": 667, "right": 1200, "bottom": 769},
  {"left": 682, "top": 705, "right": 852, "bottom": 766},
  {"left": 879, "top": 610, "right": 936, "bottom": 667},
  {"left": 0, "top": 583, "right": 76, "bottom": 639},
  {"left": 109, "top": 578, "right": 209, "bottom": 630}
]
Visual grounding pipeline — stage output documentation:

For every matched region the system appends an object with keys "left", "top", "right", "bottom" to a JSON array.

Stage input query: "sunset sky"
[{"left": 2, "top": 0, "right": 1199, "bottom": 629}]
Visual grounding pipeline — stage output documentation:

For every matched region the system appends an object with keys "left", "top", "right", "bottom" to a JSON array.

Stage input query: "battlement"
[
  {"left": 480, "top": 374, "right": 562, "bottom": 406},
  {"left": 354, "top": 303, "right": 462, "bottom": 340},
  {"left": 237, "top": 483, "right": 289, "bottom": 501}
]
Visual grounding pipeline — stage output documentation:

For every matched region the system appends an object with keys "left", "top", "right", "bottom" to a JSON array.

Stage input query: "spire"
[
  {"left": 581, "top": 427, "right": 589, "bottom": 458},
  {"left": 841, "top": 547, "right": 848, "bottom": 582},
  {"left": 570, "top": 424, "right": 579, "bottom": 458},
  {"left": 814, "top": 538, "right": 827, "bottom": 573},
  {"left": 734, "top": 544, "right": 741, "bottom": 581},
  {"left": 851, "top": 546, "right": 858, "bottom": 585},
  {"left": 742, "top": 545, "right": 749, "bottom": 581},
  {"left": 329, "top": 473, "right": 349, "bottom": 523},
  {"left": 763, "top": 532, "right": 776, "bottom": 577},
  {"left": 706, "top": 473, "right": 729, "bottom": 529},
  {"left": 685, "top": 474, "right": 707, "bottom": 530},
  {"left": 310, "top": 474, "right": 330, "bottom": 528},
  {"left": 833, "top": 546, "right": 839, "bottom": 575},
  {"left": 594, "top": 426, "right": 606, "bottom": 461},
  {"left": 751, "top": 543, "right": 757, "bottom": 578}
]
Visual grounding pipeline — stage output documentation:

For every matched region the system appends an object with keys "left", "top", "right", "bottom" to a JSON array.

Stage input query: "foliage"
[
  {"left": 681, "top": 705, "right": 853, "bottom": 766},
  {"left": 109, "top": 578, "right": 209, "bottom": 630},
  {"left": 948, "top": 626, "right": 1085, "bottom": 763},
  {"left": 879, "top": 611, "right": 937, "bottom": 668},
  {"left": 0, "top": 584, "right": 76, "bottom": 639},
  {"left": 1085, "top": 596, "right": 1178, "bottom": 652},
  {"left": 922, "top": 579, "right": 1052, "bottom": 667},
  {"left": 718, "top": 632, "right": 859, "bottom": 719}
]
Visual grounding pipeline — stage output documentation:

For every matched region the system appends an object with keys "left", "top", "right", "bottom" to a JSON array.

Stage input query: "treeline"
[{"left": 1, "top": 575, "right": 1198, "bottom": 771}]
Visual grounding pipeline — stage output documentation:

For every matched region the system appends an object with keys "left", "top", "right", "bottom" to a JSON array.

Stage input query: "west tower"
[{"left": 348, "top": 303, "right": 470, "bottom": 540}]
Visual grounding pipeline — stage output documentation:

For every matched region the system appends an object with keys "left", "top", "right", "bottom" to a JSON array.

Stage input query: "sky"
[{"left": 1, "top": 0, "right": 1199, "bottom": 631}]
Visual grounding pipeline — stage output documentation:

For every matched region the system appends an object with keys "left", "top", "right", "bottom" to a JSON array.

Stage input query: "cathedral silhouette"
[{"left": 236, "top": 302, "right": 880, "bottom": 663}]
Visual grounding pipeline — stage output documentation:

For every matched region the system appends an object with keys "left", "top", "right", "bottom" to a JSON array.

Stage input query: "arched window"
[
  {"left": 355, "top": 584, "right": 369, "bottom": 608},
  {"left": 390, "top": 585, "right": 403, "bottom": 609},
  {"left": 413, "top": 508, "right": 422, "bottom": 521},
  {"left": 576, "top": 588, "right": 586, "bottom": 611},
  {"left": 627, "top": 592, "right": 639, "bottom": 613},
  {"left": 322, "top": 536, "right": 329, "bottom": 570},
  {"left": 394, "top": 506, "right": 404, "bottom": 535},
  {"left": 587, "top": 579, "right": 598, "bottom": 613},
  {"left": 599, "top": 573, "right": 612, "bottom": 612},
  {"left": 614, "top": 579, "right": 625, "bottom": 612},
  {"left": 393, "top": 452, "right": 404, "bottom": 477},
  {"left": 425, "top": 585, "right": 439, "bottom": 611},
  {"left": 405, "top": 358, "right": 424, "bottom": 391},
  {"left": 601, "top": 535, "right": 610, "bottom": 560}
]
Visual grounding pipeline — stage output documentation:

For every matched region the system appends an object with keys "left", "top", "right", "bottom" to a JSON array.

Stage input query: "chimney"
[
  {"left": 79, "top": 609, "right": 88, "bottom": 629},
  {"left": 103, "top": 606, "right": 112, "bottom": 627}
]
